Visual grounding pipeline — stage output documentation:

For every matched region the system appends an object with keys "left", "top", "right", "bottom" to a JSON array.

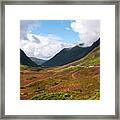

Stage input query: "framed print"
[{"left": 0, "top": 0, "right": 119, "bottom": 119}]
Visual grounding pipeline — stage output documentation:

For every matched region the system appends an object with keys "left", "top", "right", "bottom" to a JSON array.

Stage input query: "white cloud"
[
  {"left": 71, "top": 20, "right": 100, "bottom": 47},
  {"left": 20, "top": 20, "right": 41, "bottom": 40},
  {"left": 20, "top": 34, "right": 72, "bottom": 60}
]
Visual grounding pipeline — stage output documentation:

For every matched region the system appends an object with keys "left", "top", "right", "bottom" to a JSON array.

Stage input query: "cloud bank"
[
  {"left": 21, "top": 34, "right": 72, "bottom": 60},
  {"left": 20, "top": 20, "right": 100, "bottom": 60},
  {"left": 20, "top": 20, "right": 41, "bottom": 40},
  {"left": 71, "top": 20, "right": 100, "bottom": 47}
]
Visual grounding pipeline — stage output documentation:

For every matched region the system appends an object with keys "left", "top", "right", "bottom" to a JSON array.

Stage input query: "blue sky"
[
  {"left": 20, "top": 20, "right": 100, "bottom": 60},
  {"left": 20, "top": 20, "right": 79, "bottom": 44}
]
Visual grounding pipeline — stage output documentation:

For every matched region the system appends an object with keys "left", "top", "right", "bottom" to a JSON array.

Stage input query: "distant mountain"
[
  {"left": 20, "top": 49, "right": 38, "bottom": 67},
  {"left": 30, "top": 57, "right": 47, "bottom": 65},
  {"left": 42, "top": 38, "right": 100, "bottom": 67}
]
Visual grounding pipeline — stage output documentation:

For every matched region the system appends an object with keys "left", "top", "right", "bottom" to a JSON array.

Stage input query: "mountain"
[
  {"left": 20, "top": 49, "right": 38, "bottom": 67},
  {"left": 62, "top": 46, "right": 100, "bottom": 68},
  {"left": 42, "top": 38, "right": 100, "bottom": 67},
  {"left": 30, "top": 57, "right": 46, "bottom": 65}
]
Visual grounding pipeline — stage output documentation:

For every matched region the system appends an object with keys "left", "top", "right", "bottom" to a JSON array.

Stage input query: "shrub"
[
  {"left": 27, "top": 76, "right": 36, "bottom": 80},
  {"left": 31, "top": 92, "right": 72, "bottom": 100}
]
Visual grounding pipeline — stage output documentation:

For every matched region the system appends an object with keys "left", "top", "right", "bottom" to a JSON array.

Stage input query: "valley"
[{"left": 20, "top": 46, "right": 100, "bottom": 100}]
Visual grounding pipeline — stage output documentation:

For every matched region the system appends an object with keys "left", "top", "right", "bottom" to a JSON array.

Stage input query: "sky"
[{"left": 20, "top": 20, "right": 100, "bottom": 60}]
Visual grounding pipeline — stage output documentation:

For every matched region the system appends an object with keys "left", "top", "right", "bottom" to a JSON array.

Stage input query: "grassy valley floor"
[{"left": 20, "top": 47, "right": 100, "bottom": 100}]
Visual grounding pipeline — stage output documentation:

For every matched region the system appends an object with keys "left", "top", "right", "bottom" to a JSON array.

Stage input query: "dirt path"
[
  {"left": 71, "top": 72, "right": 77, "bottom": 79},
  {"left": 71, "top": 66, "right": 100, "bottom": 80}
]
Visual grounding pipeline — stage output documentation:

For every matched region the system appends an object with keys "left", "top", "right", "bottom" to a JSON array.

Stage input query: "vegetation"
[
  {"left": 20, "top": 65, "right": 28, "bottom": 71},
  {"left": 32, "top": 92, "right": 72, "bottom": 100},
  {"left": 20, "top": 46, "right": 100, "bottom": 100}
]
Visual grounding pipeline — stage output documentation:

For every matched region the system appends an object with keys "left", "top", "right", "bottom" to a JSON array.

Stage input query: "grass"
[
  {"left": 20, "top": 46, "right": 100, "bottom": 100},
  {"left": 20, "top": 65, "right": 28, "bottom": 71},
  {"left": 65, "top": 46, "right": 100, "bottom": 67},
  {"left": 31, "top": 88, "right": 100, "bottom": 100},
  {"left": 29, "top": 67, "right": 43, "bottom": 71},
  {"left": 63, "top": 65, "right": 81, "bottom": 72},
  {"left": 31, "top": 92, "right": 72, "bottom": 100},
  {"left": 26, "top": 76, "right": 37, "bottom": 80},
  {"left": 88, "top": 90, "right": 100, "bottom": 100},
  {"left": 20, "top": 65, "right": 43, "bottom": 72},
  {"left": 89, "top": 57, "right": 100, "bottom": 65}
]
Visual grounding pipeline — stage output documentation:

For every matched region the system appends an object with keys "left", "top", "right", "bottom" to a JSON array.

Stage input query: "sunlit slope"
[
  {"left": 57, "top": 46, "right": 100, "bottom": 70},
  {"left": 20, "top": 46, "right": 100, "bottom": 100}
]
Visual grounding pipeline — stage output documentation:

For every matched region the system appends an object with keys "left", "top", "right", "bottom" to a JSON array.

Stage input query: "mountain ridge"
[
  {"left": 42, "top": 38, "right": 100, "bottom": 67},
  {"left": 20, "top": 49, "right": 38, "bottom": 67}
]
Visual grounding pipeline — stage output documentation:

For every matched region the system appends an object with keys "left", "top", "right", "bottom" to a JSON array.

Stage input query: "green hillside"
[
  {"left": 56, "top": 46, "right": 100, "bottom": 71},
  {"left": 20, "top": 46, "right": 100, "bottom": 100},
  {"left": 71, "top": 46, "right": 100, "bottom": 66}
]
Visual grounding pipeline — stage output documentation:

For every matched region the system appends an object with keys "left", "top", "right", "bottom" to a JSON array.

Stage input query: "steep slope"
[
  {"left": 42, "top": 38, "right": 100, "bottom": 67},
  {"left": 30, "top": 57, "right": 46, "bottom": 65},
  {"left": 57, "top": 45, "right": 100, "bottom": 70},
  {"left": 20, "top": 49, "right": 38, "bottom": 67}
]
